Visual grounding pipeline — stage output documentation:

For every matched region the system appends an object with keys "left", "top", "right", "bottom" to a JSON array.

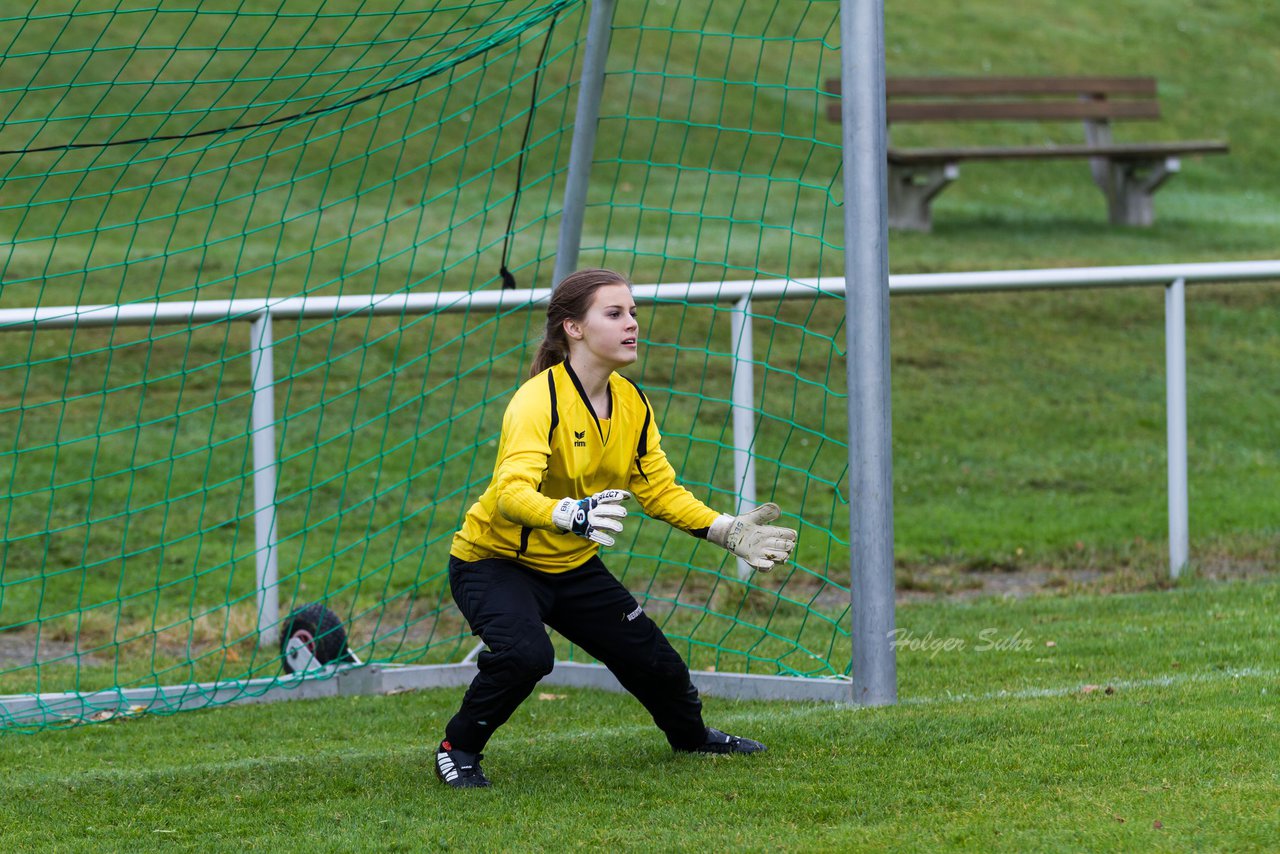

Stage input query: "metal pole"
[
  {"left": 1165, "top": 277, "right": 1189, "bottom": 577},
  {"left": 730, "top": 296, "right": 758, "bottom": 580},
  {"left": 839, "top": 0, "right": 896, "bottom": 705},
  {"left": 249, "top": 314, "right": 281, "bottom": 646},
  {"left": 552, "top": 0, "right": 616, "bottom": 288}
]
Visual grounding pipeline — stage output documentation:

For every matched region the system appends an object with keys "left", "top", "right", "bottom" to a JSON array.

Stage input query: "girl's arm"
[
  {"left": 490, "top": 384, "right": 560, "bottom": 530},
  {"left": 629, "top": 393, "right": 796, "bottom": 569},
  {"left": 628, "top": 413, "right": 720, "bottom": 537}
]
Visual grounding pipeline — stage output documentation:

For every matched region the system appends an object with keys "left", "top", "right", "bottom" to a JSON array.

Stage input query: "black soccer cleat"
[
  {"left": 679, "top": 727, "right": 767, "bottom": 755},
  {"left": 435, "top": 740, "right": 491, "bottom": 788}
]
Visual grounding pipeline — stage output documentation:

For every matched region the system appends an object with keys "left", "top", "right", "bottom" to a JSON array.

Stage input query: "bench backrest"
[{"left": 825, "top": 76, "right": 1160, "bottom": 125}]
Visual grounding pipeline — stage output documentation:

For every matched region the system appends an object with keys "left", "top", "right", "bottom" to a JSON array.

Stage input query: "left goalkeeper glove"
[
  {"left": 707, "top": 503, "right": 797, "bottom": 571},
  {"left": 551, "top": 489, "right": 631, "bottom": 547}
]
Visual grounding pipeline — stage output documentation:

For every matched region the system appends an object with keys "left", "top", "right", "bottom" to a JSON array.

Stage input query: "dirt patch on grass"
[
  {"left": 895, "top": 565, "right": 1107, "bottom": 603},
  {"left": 0, "top": 635, "right": 106, "bottom": 669},
  {"left": 894, "top": 547, "right": 1278, "bottom": 603}
]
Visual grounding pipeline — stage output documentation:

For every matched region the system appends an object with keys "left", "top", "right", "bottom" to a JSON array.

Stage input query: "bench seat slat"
[
  {"left": 889, "top": 140, "right": 1230, "bottom": 164},
  {"left": 824, "top": 100, "right": 1163, "bottom": 124},
  {"left": 824, "top": 77, "right": 1158, "bottom": 98},
  {"left": 887, "top": 100, "right": 1161, "bottom": 123},
  {"left": 886, "top": 76, "right": 1157, "bottom": 97}
]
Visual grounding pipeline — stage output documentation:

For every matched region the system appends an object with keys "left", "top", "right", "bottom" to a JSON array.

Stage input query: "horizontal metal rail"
[{"left": 4, "top": 259, "right": 1280, "bottom": 331}]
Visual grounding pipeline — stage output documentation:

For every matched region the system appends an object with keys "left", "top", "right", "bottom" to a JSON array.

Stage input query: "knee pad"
[
  {"left": 478, "top": 619, "right": 555, "bottom": 680},
  {"left": 648, "top": 636, "right": 692, "bottom": 682}
]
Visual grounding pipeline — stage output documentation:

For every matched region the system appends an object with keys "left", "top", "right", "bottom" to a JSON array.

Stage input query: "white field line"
[
  {"left": 898, "top": 665, "right": 1277, "bottom": 707},
  {"left": 642, "top": 664, "right": 1278, "bottom": 730}
]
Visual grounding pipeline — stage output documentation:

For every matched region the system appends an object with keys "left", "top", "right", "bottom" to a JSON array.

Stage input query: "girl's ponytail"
[{"left": 529, "top": 324, "right": 567, "bottom": 376}]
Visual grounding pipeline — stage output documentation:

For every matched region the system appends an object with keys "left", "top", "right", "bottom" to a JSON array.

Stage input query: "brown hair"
[{"left": 529, "top": 268, "right": 631, "bottom": 377}]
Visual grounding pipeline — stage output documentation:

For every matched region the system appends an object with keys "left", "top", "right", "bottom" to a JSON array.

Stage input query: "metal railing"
[{"left": 3, "top": 258, "right": 1278, "bottom": 648}]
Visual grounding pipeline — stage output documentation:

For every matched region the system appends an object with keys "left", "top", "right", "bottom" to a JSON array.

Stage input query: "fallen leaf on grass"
[
  {"left": 1153, "top": 820, "right": 1164, "bottom": 829},
  {"left": 86, "top": 705, "right": 147, "bottom": 723},
  {"left": 1081, "top": 684, "right": 1117, "bottom": 695}
]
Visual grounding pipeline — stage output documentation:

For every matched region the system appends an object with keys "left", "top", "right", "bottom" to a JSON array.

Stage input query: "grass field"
[
  {"left": 2, "top": 4, "right": 1279, "bottom": 847},
  {"left": 1, "top": 575, "right": 1276, "bottom": 851},
  {"left": 3, "top": 1, "right": 1277, "bottom": 588}
]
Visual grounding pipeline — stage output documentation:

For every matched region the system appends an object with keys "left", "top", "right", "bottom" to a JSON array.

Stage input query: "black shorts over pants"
[{"left": 444, "top": 554, "right": 706, "bottom": 753}]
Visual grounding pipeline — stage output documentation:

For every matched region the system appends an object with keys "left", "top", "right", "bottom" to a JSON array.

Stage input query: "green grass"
[
  {"left": 2, "top": 576, "right": 1277, "bottom": 851},
  {"left": 887, "top": 283, "right": 1280, "bottom": 569},
  {"left": 2, "top": 4, "right": 1277, "bottom": 849},
  {"left": 1, "top": 0, "right": 1279, "bottom": 775}
]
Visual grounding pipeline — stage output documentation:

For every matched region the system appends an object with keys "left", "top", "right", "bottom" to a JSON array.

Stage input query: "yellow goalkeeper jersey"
[{"left": 450, "top": 361, "right": 721, "bottom": 574}]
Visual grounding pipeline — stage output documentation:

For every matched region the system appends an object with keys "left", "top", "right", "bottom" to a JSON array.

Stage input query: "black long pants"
[{"left": 444, "top": 554, "right": 706, "bottom": 753}]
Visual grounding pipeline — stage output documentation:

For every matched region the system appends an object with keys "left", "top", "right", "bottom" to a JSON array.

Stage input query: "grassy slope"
[
  {"left": 1, "top": 0, "right": 1277, "bottom": 704},
  {"left": 876, "top": 0, "right": 1280, "bottom": 575},
  {"left": 2, "top": 0, "right": 1273, "bottom": 548},
  {"left": 881, "top": 0, "right": 1280, "bottom": 270}
]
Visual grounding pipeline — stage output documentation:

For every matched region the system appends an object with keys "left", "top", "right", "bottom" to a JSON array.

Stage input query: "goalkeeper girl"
[{"left": 435, "top": 268, "right": 797, "bottom": 788}]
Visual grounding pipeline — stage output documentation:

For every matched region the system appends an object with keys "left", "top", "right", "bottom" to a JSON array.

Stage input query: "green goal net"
[{"left": 0, "top": 0, "right": 852, "bottom": 733}]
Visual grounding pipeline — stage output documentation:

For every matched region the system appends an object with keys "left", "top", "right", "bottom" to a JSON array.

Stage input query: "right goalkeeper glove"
[
  {"left": 551, "top": 489, "right": 631, "bottom": 547},
  {"left": 707, "top": 503, "right": 797, "bottom": 571}
]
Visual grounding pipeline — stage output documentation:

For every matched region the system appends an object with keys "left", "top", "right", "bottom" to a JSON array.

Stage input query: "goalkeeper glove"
[
  {"left": 707, "top": 503, "right": 797, "bottom": 571},
  {"left": 552, "top": 489, "right": 631, "bottom": 547}
]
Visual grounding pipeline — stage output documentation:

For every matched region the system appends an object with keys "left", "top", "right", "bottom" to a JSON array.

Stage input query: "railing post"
[
  {"left": 1165, "top": 277, "right": 1189, "bottom": 577},
  {"left": 730, "top": 296, "right": 758, "bottom": 580},
  {"left": 249, "top": 313, "right": 281, "bottom": 646}
]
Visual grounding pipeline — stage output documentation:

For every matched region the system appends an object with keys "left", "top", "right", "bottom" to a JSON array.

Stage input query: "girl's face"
[{"left": 566, "top": 282, "right": 640, "bottom": 370}]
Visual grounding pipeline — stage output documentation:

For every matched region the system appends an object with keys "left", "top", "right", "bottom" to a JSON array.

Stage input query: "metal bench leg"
[
  {"left": 1093, "top": 156, "right": 1180, "bottom": 226},
  {"left": 888, "top": 163, "right": 958, "bottom": 232}
]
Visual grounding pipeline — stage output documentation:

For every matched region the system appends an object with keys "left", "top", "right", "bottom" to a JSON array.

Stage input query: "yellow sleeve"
[
  {"left": 491, "top": 380, "right": 560, "bottom": 531},
  {"left": 628, "top": 396, "right": 721, "bottom": 536}
]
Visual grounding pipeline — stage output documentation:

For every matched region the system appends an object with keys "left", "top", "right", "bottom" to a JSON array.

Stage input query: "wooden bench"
[{"left": 824, "top": 76, "right": 1229, "bottom": 231}]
